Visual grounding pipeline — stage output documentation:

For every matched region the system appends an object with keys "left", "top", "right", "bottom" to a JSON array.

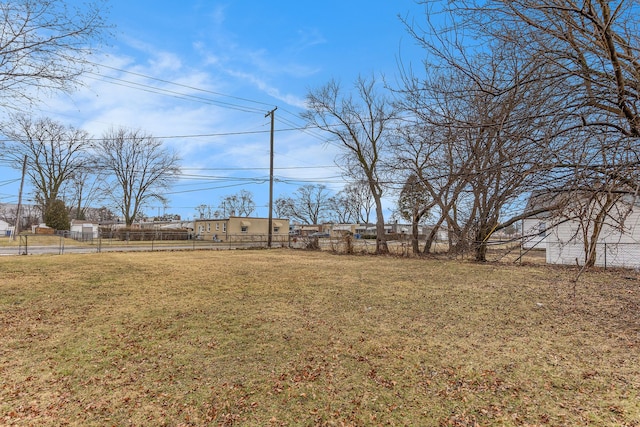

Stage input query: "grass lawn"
[{"left": 1, "top": 250, "right": 639, "bottom": 426}]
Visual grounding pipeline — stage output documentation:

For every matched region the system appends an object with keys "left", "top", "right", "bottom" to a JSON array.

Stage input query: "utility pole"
[
  {"left": 265, "top": 106, "right": 277, "bottom": 248},
  {"left": 13, "top": 155, "right": 27, "bottom": 240}
]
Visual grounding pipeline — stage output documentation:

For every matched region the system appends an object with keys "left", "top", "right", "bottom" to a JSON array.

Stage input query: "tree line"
[
  {"left": 302, "top": 0, "right": 640, "bottom": 265},
  {"left": 1, "top": 115, "right": 180, "bottom": 230},
  {"left": 195, "top": 182, "right": 375, "bottom": 226}
]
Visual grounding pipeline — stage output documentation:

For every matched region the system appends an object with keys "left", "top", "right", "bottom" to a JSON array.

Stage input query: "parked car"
[{"left": 309, "top": 232, "right": 330, "bottom": 238}]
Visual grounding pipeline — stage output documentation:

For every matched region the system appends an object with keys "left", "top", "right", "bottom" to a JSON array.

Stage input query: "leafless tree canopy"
[
  {"left": 0, "top": 114, "right": 91, "bottom": 215},
  {"left": 275, "top": 184, "right": 332, "bottom": 225},
  {"left": 440, "top": 0, "right": 640, "bottom": 137},
  {"left": 303, "top": 76, "right": 397, "bottom": 254},
  {"left": 327, "top": 181, "right": 375, "bottom": 224},
  {"left": 0, "top": 0, "right": 108, "bottom": 108},
  {"left": 391, "top": 0, "right": 640, "bottom": 263},
  {"left": 395, "top": 28, "right": 564, "bottom": 260},
  {"left": 93, "top": 127, "right": 180, "bottom": 227},
  {"left": 217, "top": 189, "right": 256, "bottom": 218}
]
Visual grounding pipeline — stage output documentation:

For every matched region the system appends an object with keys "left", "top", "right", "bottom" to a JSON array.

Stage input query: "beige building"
[{"left": 194, "top": 216, "right": 290, "bottom": 243}]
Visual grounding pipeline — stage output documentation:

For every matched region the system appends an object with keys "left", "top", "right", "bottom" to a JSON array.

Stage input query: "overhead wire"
[
  {"left": 91, "top": 61, "right": 276, "bottom": 109},
  {"left": 88, "top": 60, "right": 347, "bottom": 145},
  {"left": 84, "top": 72, "right": 267, "bottom": 114},
  {"left": 0, "top": 60, "right": 382, "bottom": 211}
]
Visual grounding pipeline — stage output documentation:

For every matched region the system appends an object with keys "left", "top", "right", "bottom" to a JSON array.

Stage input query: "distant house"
[
  {"left": 194, "top": 216, "right": 290, "bottom": 243},
  {"left": 289, "top": 224, "right": 336, "bottom": 236},
  {"left": 0, "top": 219, "right": 10, "bottom": 237},
  {"left": 32, "top": 224, "right": 54, "bottom": 234},
  {"left": 331, "top": 224, "right": 357, "bottom": 236},
  {"left": 70, "top": 220, "right": 99, "bottom": 240},
  {"left": 545, "top": 195, "right": 640, "bottom": 268},
  {"left": 521, "top": 191, "right": 562, "bottom": 250},
  {"left": 355, "top": 223, "right": 395, "bottom": 237}
]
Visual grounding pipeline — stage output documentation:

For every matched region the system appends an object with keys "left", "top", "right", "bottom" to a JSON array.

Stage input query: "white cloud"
[{"left": 9, "top": 7, "right": 345, "bottom": 218}]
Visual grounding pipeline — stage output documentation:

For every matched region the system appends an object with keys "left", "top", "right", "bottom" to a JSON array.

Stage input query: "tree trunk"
[
  {"left": 424, "top": 216, "right": 447, "bottom": 254},
  {"left": 474, "top": 227, "right": 490, "bottom": 262},
  {"left": 411, "top": 220, "right": 420, "bottom": 254},
  {"left": 373, "top": 194, "right": 388, "bottom": 254},
  {"left": 585, "top": 204, "right": 608, "bottom": 268},
  {"left": 474, "top": 240, "right": 488, "bottom": 262}
]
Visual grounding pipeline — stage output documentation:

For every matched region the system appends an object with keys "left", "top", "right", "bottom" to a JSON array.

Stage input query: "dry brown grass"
[{"left": 1, "top": 250, "right": 639, "bottom": 426}]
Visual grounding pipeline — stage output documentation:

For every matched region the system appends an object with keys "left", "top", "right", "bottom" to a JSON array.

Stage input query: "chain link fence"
[
  {"left": 0, "top": 231, "right": 292, "bottom": 255},
  {"left": 546, "top": 241, "right": 640, "bottom": 269},
  {"left": 0, "top": 232, "right": 528, "bottom": 260}
]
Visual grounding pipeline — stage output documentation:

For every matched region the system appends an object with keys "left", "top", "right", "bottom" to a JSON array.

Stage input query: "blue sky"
[{"left": 0, "top": 1, "right": 427, "bottom": 220}]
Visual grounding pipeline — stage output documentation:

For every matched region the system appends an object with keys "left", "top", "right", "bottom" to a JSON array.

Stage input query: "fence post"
[
  {"left": 519, "top": 240, "right": 522, "bottom": 265},
  {"left": 604, "top": 242, "right": 607, "bottom": 270},
  {"left": 60, "top": 235, "right": 64, "bottom": 255}
]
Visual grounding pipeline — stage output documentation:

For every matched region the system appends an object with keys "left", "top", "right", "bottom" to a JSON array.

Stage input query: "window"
[
  {"left": 273, "top": 227, "right": 280, "bottom": 233},
  {"left": 538, "top": 221, "right": 546, "bottom": 236},
  {"left": 215, "top": 223, "right": 219, "bottom": 231},
  {"left": 198, "top": 225, "right": 204, "bottom": 233},
  {"left": 223, "top": 223, "right": 226, "bottom": 232},
  {"left": 241, "top": 226, "right": 248, "bottom": 233},
  {"left": 207, "top": 223, "right": 211, "bottom": 232}
]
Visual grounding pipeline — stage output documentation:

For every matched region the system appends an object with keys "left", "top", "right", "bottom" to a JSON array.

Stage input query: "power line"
[
  {"left": 91, "top": 61, "right": 276, "bottom": 109},
  {"left": 85, "top": 72, "right": 266, "bottom": 114},
  {"left": 88, "top": 61, "right": 329, "bottom": 140},
  {"left": 164, "top": 181, "right": 265, "bottom": 195},
  {"left": 0, "top": 178, "right": 21, "bottom": 187},
  {"left": 0, "top": 126, "right": 320, "bottom": 144},
  {"left": 181, "top": 165, "right": 339, "bottom": 172}
]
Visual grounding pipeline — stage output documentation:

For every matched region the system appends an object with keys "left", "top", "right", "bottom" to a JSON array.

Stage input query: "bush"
[{"left": 44, "top": 199, "right": 70, "bottom": 231}]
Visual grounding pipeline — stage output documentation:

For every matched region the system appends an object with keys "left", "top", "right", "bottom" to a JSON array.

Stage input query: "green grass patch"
[{"left": 1, "top": 250, "right": 639, "bottom": 426}]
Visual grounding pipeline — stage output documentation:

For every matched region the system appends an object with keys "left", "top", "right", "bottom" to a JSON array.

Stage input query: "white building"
[
  {"left": 70, "top": 220, "right": 99, "bottom": 240},
  {"left": 0, "top": 219, "right": 11, "bottom": 237},
  {"left": 545, "top": 197, "right": 640, "bottom": 268},
  {"left": 521, "top": 191, "right": 557, "bottom": 250}
]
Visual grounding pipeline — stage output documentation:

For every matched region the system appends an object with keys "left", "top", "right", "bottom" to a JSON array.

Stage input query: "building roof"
[{"left": 523, "top": 190, "right": 562, "bottom": 219}]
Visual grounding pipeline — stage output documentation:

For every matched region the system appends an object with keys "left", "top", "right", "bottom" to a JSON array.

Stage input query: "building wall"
[
  {"left": 70, "top": 221, "right": 99, "bottom": 239},
  {"left": 194, "top": 217, "right": 289, "bottom": 242},
  {"left": 546, "top": 207, "right": 640, "bottom": 268},
  {"left": 522, "top": 218, "right": 548, "bottom": 250}
]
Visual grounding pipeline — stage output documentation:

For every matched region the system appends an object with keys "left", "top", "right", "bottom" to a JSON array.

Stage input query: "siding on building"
[
  {"left": 546, "top": 204, "right": 640, "bottom": 268},
  {"left": 194, "top": 216, "right": 290, "bottom": 242}
]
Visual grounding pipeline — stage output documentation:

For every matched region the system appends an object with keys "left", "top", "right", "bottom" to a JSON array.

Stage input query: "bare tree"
[
  {"left": 304, "top": 76, "right": 397, "bottom": 254},
  {"left": 327, "top": 189, "right": 358, "bottom": 224},
  {"left": 275, "top": 184, "right": 331, "bottom": 224},
  {"left": 389, "top": 123, "right": 459, "bottom": 254},
  {"left": 0, "top": 115, "right": 91, "bottom": 218},
  {"left": 0, "top": 0, "right": 108, "bottom": 109},
  {"left": 93, "top": 127, "right": 180, "bottom": 227},
  {"left": 415, "top": 0, "right": 640, "bottom": 263},
  {"left": 0, "top": 203, "right": 40, "bottom": 228},
  {"left": 63, "top": 166, "right": 104, "bottom": 220},
  {"left": 396, "top": 27, "right": 562, "bottom": 261},
  {"left": 332, "top": 181, "right": 375, "bottom": 225},
  {"left": 434, "top": 0, "right": 640, "bottom": 137},
  {"left": 274, "top": 197, "right": 295, "bottom": 222},
  {"left": 195, "top": 204, "right": 214, "bottom": 219},
  {"left": 397, "top": 174, "right": 432, "bottom": 254},
  {"left": 216, "top": 189, "right": 255, "bottom": 217},
  {"left": 326, "top": 193, "right": 353, "bottom": 224}
]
